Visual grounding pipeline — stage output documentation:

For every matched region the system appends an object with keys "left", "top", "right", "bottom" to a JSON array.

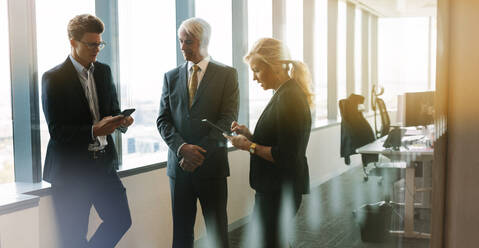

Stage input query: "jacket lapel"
[
  {"left": 63, "top": 57, "right": 91, "bottom": 115},
  {"left": 191, "top": 61, "right": 218, "bottom": 108},
  {"left": 178, "top": 63, "right": 190, "bottom": 109}
]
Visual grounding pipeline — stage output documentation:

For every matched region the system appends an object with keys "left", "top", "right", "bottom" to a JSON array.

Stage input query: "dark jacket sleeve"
[
  {"left": 270, "top": 92, "right": 309, "bottom": 169},
  {"left": 42, "top": 71, "right": 93, "bottom": 145},
  {"left": 157, "top": 73, "right": 186, "bottom": 156}
]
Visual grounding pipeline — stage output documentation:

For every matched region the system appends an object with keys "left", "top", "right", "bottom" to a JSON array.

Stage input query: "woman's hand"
[
  {"left": 231, "top": 121, "right": 253, "bottom": 140},
  {"left": 224, "top": 134, "right": 252, "bottom": 151}
]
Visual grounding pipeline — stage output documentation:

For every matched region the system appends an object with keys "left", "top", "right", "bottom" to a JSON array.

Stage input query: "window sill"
[
  {"left": 0, "top": 117, "right": 348, "bottom": 212},
  {"left": 117, "top": 145, "right": 240, "bottom": 177},
  {"left": 117, "top": 161, "right": 167, "bottom": 178},
  {"left": 0, "top": 183, "right": 42, "bottom": 215},
  {"left": 312, "top": 118, "right": 341, "bottom": 130},
  {"left": 0, "top": 181, "right": 51, "bottom": 196}
]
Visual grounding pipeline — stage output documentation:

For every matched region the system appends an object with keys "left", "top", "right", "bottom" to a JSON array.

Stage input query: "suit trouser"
[
  {"left": 250, "top": 191, "right": 302, "bottom": 248},
  {"left": 51, "top": 162, "right": 132, "bottom": 248},
  {"left": 169, "top": 175, "right": 229, "bottom": 248}
]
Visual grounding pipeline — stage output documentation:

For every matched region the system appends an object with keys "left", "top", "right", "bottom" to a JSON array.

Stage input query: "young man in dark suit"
[
  {"left": 41, "top": 14, "right": 133, "bottom": 248},
  {"left": 157, "top": 17, "right": 239, "bottom": 248}
]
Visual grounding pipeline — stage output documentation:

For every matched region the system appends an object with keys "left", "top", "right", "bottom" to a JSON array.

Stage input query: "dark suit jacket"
[
  {"left": 42, "top": 57, "right": 121, "bottom": 185},
  {"left": 339, "top": 94, "right": 378, "bottom": 165},
  {"left": 157, "top": 60, "right": 239, "bottom": 179},
  {"left": 250, "top": 79, "right": 311, "bottom": 195}
]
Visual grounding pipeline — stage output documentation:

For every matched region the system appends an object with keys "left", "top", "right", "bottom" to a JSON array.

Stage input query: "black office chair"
[
  {"left": 371, "top": 85, "right": 390, "bottom": 139},
  {"left": 340, "top": 89, "right": 402, "bottom": 183},
  {"left": 369, "top": 86, "right": 404, "bottom": 193},
  {"left": 339, "top": 94, "right": 379, "bottom": 181}
]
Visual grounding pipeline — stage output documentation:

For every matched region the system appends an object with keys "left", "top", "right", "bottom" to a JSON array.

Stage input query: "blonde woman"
[{"left": 225, "top": 38, "right": 313, "bottom": 247}]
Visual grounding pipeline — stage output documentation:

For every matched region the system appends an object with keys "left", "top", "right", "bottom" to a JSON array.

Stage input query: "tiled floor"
[{"left": 223, "top": 166, "right": 431, "bottom": 248}]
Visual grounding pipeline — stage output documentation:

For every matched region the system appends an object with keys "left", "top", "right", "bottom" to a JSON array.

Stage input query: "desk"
[{"left": 356, "top": 135, "right": 433, "bottom": 239}]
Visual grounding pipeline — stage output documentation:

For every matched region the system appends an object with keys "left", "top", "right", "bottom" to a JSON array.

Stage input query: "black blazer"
[
  {"left": 339, "top": 94, "right": 377, "bottom": 165},
  {"left": 157, "top": 60, "right": 239, "bottom": 179},
  {"left": 41, "top": 57, "right": 121, "bottom": 184},
  {"left": 250, "top": 79, "right": 311, "bottom": 194}
]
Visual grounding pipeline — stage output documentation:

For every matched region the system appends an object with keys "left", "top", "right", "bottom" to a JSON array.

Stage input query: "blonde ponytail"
[{"left": 289, "top": 60, "right": 314, "bottom": 108}]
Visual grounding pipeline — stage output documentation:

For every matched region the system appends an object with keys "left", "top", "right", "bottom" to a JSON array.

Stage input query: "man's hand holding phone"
[
  {"left": 118, "top": 108, "right": 135, "bottom": 128},
  {"left": 93, "top": 115, "right": 125, "bottom": 137}
]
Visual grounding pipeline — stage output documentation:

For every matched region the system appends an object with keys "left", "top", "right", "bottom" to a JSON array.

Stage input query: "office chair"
[
  {"left": 340, "top": 91, "right": 402, "bottom": 182},
  {"left": 339, "top": 94, "right": 379, "bottom": 181},
  {"left": 369, "top": 86, "right": 404, "bottom": 194},
  {"left": 371, "top": 85, "right": 390, "bottom": 139}
]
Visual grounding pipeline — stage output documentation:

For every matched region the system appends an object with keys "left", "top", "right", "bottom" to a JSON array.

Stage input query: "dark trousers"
[
  {"left": 51, "top": 167, "right": 131, "bottom": 248},
  {"left": 251, "top": 191, "right": 302, "bottom": 248},
  {"left": 169, "top": 175, "right": 229, "bottom": 248}
]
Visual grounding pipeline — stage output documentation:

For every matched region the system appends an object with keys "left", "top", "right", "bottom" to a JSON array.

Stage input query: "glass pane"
[
  {"left": 378, "top": 17, "right": 430, "bottom": 109},
  {"left": 195, "top": 0, "right": 232, "bottom": 66},
  {"left": 337, "top": 0, "right": 347, "bottom": 105},
  {"left": 315, "top": 0, "right": 328, "bottom": 121},
  {"left": 430, "top": 17, "right": 436, "bottom": 90},
  {"left": 286, "top": 0, "right": 303, "bottom": 61},
  {"left": 248, "top": 0, "right": 273, "bottom": 130},
  {"left": 36, "top": 0, "right": 95, "bottom": 169},
  {"left": 354, "top": 7, "right": 362, "bottom": 95},
  {"left": 118, "top": 0, "right": 176, "bottom": 166},
  {"left": 0, "top": 0, "right": 14, "bottom": 184}
]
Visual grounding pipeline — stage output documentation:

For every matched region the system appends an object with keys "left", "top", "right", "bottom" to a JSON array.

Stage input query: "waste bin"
[{"left": 354, "top": 201, "right": 392, "bottom": 242}]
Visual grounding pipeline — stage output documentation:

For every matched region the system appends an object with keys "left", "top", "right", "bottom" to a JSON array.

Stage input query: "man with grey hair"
[{"left": 157, "top": 17, "right": 239, "bottom": 248}]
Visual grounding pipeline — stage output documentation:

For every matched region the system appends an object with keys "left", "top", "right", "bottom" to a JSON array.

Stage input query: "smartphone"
[
  {"left": 120, "top": 108, "right": 136, "bottom": 117},
  {"left": 201, "top": 119, "right": 232, "bottom": 135}
]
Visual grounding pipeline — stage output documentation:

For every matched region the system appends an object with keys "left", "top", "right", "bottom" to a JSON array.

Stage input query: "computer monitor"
[{"left": 404, "top": 91, "right": 435, "bottom": 127}]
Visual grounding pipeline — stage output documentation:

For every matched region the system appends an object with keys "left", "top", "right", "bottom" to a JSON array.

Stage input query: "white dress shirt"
[
  {"left": 69, "top": 55, "right": 107, "bottom": 151},
  {"left": 187, "top": 56, "right": 210, "bottom": 89}
]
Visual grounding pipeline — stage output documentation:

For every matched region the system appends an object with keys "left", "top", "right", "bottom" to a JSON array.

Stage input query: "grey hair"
[{"left": 178, "top": 17, "right": 211, "bottom": 56}]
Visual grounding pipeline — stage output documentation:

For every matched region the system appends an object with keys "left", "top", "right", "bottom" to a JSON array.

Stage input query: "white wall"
[
  {"left": 0, "top": 206, "right": 39, "bottom": 248},
  {"left": 36, "top": 119, "right": 376, "bottom": 248}
]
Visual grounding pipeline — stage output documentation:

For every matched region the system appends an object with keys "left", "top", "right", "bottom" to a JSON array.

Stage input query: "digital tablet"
[{"left": 201, "top": 119, "right": 232, "bottom": 135}]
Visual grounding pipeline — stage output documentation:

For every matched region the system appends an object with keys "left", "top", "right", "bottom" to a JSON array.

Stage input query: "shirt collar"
[
  {"left": 69, "top": 54, "right": 94, "bottom": 75},
  {"left": 187, "top": 56, "right": 210, "bottom": 73}
]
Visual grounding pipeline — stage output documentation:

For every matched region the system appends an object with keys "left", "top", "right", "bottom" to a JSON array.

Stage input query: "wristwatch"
[{"left": 249, "top": 142, "right": 257, "bottom": 154}]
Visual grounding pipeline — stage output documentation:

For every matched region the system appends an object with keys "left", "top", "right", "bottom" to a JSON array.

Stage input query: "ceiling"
[{"left": 354, "top": 0, "right": 437, "bottom": 17}]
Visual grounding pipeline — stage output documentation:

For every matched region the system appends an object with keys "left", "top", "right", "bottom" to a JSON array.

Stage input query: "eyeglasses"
[{"left": 77, "top": 40, "right": 106, "bottom": 50}]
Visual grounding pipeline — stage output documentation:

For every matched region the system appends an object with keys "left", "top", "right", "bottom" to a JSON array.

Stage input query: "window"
[
  {"left": 118, "top": 0, "right": 176, "bottom": 166},
  {"left": 247, "top": 0, "right": 273, "bottom": 129},
  {"left": 314, "top": 0, "right": 328, "bottom": 121},
  {"left": 195, "top": 0, "right": 232, "bottom": 66},
  {"left": 0, "top": 0, "right": 14, "bottom": 184},
  {"left": 429, "top": 17, "right": 437, "bottom": 90},
  {"left": 285, "top": 0, "right": 303, "bottom": 61},
  {"left": 354, "top": 7, "right": 362, "bottom": 94},
  {"left": 337, "top": 0, "right": 347, "bottom": 104},
  {"left": 378, "top": 17, "right": 432, "bottom": 109},
  {"left": 36, "top": 0, "right": 96, "bottom": 168}
]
